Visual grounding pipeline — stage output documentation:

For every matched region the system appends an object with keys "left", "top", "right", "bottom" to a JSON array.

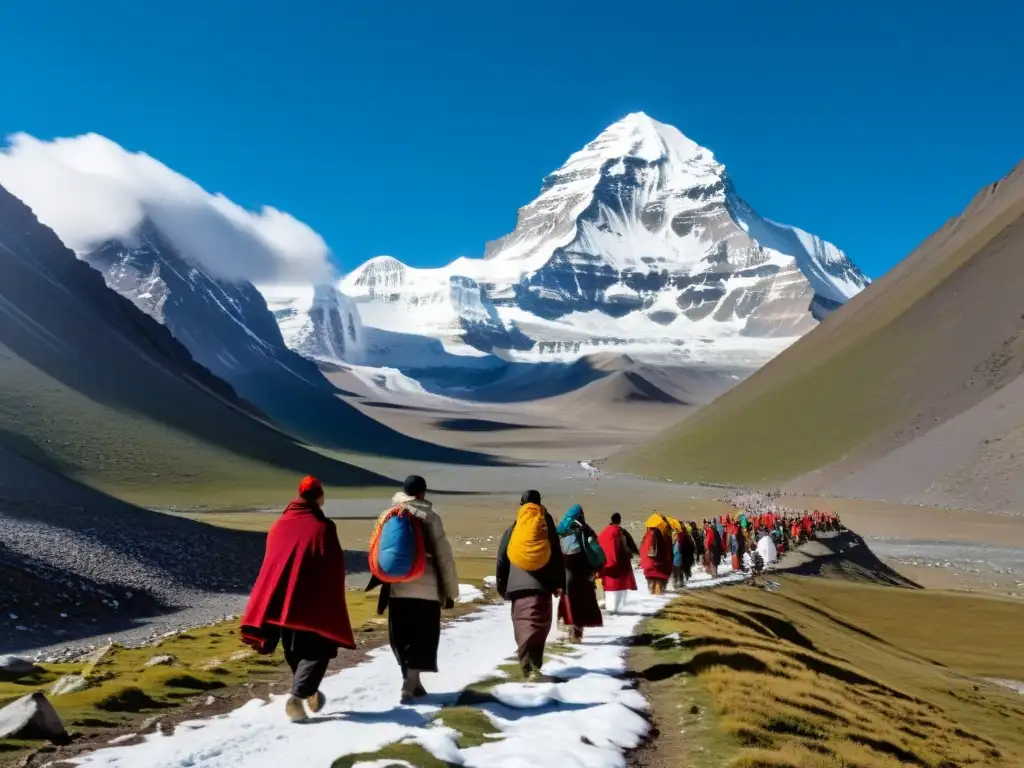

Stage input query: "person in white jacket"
[{"left": 381, "top": 475, "right": 459, "bottom": 702}]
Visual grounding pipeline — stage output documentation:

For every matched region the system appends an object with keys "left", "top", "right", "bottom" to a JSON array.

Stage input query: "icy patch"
[
  {"left": 457, "top": 584, "right": 484, "bottom": 604},
  {"left": 986, "top": 678, "right": 1024, "bottom": 695}
]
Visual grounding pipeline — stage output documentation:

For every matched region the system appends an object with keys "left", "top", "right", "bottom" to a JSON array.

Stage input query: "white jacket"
[{"left": 386, "top": 493, "right": 460, "bottom": 603}]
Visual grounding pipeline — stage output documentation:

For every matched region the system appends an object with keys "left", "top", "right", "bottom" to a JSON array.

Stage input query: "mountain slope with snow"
[
  {"left": 283, "top": 112, "right": 867, "bottom": 373},
  {"left": 84, "top": 226, "right": 502, "bottom": 465}
]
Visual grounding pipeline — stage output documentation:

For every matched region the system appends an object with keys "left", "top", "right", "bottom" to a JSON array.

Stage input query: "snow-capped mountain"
[
  {"left": 278, "top": 112, "right": 867, "bottom": 371},
  {"left": 84, "top": 223, "right": 495, "bottom": 462}
]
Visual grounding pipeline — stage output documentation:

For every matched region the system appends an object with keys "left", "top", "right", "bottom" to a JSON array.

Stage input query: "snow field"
[{"left": 73, "top": 566, "right": 745, "bottom": 768}]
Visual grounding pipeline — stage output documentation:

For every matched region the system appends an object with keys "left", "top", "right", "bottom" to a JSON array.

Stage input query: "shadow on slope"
[
  {"left": 0, "top": 445, "right": 370, "bottom": 654},
  {"left": 629, "top": 574, "right": 1024, "bottom": 768},
  {"left": 774, "top": 531, "right": 920, "bottom": 588},
  {"left": 0, "top": 183, "right": 393, "bottom": 493},
  {"left": 228, "top": 371, "right": 511, "bottom": 467}
]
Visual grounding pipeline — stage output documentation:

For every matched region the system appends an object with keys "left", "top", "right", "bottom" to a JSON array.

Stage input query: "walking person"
[
  {"left": 640, "top": 513, "right": 673, "bottom": 594},
  {"left": 375, "top": 475, "right": 459, "bottom": 703},
  {"left": 691, "top": 520, "right": 705, "bottom": 570},
  {"left": 669, "top": 518, "right": 685, "bottom": 590},
  {"left": 598, "top": 513, "right": 638, "bottom": 613},
  {"left": 555, "top": 505, "right": 604, "bottom": 642},
  {"left": 241, "top": 476, "right": 355, "bottom": 722},
  {"left": 674, "top": 519, "right": 696, "bottom": 588},
  {"left": 496, "top": 490, "right": 565, "bottom": 680}
]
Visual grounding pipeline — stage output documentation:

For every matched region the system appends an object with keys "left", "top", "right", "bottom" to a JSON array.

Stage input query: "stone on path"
[{"left": 0, "top": 692, "right": 67, "bottom": 741}]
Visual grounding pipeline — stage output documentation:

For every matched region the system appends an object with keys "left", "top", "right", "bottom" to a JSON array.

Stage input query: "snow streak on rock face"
[
  {"left": 259, "top": 283, "right": 365, "bottom": 364},
  {"left": 86, "top": 221, "right": 331, "bottom": 393},
  {"left": 299, "top": 112, "right": 868, "bottom": 370}
]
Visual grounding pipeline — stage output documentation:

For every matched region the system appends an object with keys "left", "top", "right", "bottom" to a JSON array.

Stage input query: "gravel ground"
[{"left": 0, "top": 493, "right": 267, "bottom": 660}]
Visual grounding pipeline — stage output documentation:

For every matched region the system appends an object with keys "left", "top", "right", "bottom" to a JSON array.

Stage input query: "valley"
[{"left": 0, "top": 111, "right": 1022, "bottom": 768}]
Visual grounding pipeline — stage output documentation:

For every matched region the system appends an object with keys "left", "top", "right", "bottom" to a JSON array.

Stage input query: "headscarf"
[{"left": 556, "top": 503, "right": 584, "bottom": 536}]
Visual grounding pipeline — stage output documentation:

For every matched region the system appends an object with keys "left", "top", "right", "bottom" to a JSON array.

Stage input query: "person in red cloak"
[
  {"left": 598, "top": 513, "right": 638, "bottom": 613},
  {"left": 241, "top": 476, "right": 355, "bottom": 722},
  {"left": 639, "top": 515, "right": 673, "bottom": 594}
]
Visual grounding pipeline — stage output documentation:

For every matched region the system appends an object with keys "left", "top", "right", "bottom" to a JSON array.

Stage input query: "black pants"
[
  {"left": 281, "top": 628, "right": 337, "bottom": 698},
  {"left": 388, "top": 597, "right": 441, "bottom": 673}
]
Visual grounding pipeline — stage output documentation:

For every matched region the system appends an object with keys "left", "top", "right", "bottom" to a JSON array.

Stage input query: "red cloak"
[
  {"left": 639, "top": 528, "right": 673, "bottom": 581},
  {"left": 241, "top": 499, "right": 355, "bottom": 652},
  {"left": 598, "top": 524, "right": 638, "bottom": 592}
]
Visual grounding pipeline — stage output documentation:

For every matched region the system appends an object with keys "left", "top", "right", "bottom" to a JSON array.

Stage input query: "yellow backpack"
[{"left": 508, "top": 503, "right": 551, "bottom": 571}]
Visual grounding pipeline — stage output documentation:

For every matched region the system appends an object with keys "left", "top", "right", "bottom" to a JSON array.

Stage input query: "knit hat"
[
  {"left": 403, "top": 475, "right": 427, "bottom": 497},
  {"left": 298, "top": 475, "right": 323, "bottom": 500}
]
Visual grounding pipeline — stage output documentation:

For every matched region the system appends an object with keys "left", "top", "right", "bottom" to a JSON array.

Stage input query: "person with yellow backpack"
[
  {"left": 640, "top": 513, "right": 673, "bottom": 594},
  {"left": 495, "top": 490, "right": 565, "bottom": 680}
]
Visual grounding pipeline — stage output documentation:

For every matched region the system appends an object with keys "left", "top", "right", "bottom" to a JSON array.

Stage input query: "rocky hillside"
[{"left": 608, "top": 160, "right": 1024, "bottom": 513}]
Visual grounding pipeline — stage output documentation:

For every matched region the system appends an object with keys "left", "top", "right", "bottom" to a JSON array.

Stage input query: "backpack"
[
  {"left": 508, "top": 503, "right": 552, "bottom": 572},
  {"left": 369, "top": 505, "right": 427, "bottom": 583},
  {"left": 582, "top": 526, "right": 606, "bottom": 569}
]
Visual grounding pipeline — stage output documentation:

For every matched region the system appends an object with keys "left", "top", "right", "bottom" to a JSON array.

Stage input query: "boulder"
[
  {"left": 144, "top": 654, "right": 175, "bottom": 668},
  {"left": 0, "top": 655, "right": 41, "bottom": 681},
  {"left": 0, "top": 692, "right": 67, "bottom": 742}
]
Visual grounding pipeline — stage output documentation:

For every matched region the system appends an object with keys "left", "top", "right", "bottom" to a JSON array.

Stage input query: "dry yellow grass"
[{"left": 631, "top": 577, "right": 1024, "bottom": 768}]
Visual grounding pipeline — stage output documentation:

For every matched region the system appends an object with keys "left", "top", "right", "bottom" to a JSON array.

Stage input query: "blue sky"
[{"left": 0, "top": 0, "right": 1020, "bottom": 278}]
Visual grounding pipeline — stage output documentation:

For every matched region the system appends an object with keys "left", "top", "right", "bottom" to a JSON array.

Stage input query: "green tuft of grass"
[
  {"left": 331, "top": 742, "right": 453, "bottom": 768},
  {"left": 629, "top": 577, "right": 1024, "bottom": 768},
  {"left": 430, "top": 707, "right": 498, "bottom": 749}
]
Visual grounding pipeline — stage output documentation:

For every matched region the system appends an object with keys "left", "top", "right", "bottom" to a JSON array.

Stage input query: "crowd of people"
[{"left": 238, "top": 476, "right": 842, "bottom": 720}]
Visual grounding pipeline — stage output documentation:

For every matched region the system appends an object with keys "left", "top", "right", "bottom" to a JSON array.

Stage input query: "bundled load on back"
[
  {"left": 508, "top": 501, "right": 552, "bottom": 571},
  {"left": 369, "top": 504, "right": 427, "bottom": 583}
]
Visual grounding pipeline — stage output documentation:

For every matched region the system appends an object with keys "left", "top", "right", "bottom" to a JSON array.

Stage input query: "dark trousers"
[
  {"left": 280, "top": 628, "right": 337, "bottom": 698},
  {"left": 511, "top": 592, "right": 552, "bottom": 671},
  {"left": 388, "top": 598, "right": 441, "bottom": 673}
]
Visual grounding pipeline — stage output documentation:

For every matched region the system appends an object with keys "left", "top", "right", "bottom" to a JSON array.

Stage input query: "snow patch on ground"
[
  {"left": 72, "top": 568, "right": 743, "bottom": 768},
  {"left": 456, "top": 584, "right": 484, "bottom": 604}
]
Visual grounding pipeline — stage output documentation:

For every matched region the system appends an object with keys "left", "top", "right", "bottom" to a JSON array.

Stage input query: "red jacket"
[
  {"left": 598, "top": 524, "right": 638, "bottom": 592},
  {"left": 640, "top": 527, "right": 673, "bottom": 581},
  {"left": 241, "top": 499, "right": 355, "bottom": 652}
]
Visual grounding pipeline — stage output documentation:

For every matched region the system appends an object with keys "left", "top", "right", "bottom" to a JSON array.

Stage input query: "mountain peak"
[{"left": 587, "top": 111, "right": 711, "bottom": 169}]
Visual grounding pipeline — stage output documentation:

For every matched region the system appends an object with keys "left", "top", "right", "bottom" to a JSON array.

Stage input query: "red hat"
[{"left": 298, "top": 475, "right": 323, "bottom": 498}]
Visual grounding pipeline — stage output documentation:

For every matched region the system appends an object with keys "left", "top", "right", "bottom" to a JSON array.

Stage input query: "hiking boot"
[
  {"left": 519, "top": 656, "right": 533, "bottom": 679},
  {"left": 306, "top": 690, "right": 325, "bottom": 714},
  {"left": 400, "top": 670, "right": 424, "bottom": 703},
  {"left": 284, "top": 695, "right": 306, "bottom": 722},
  {"left": 527, "top": 669, "right": 544, "bottom": 683}
]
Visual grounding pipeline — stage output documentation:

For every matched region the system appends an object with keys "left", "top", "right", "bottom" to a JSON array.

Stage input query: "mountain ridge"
[
  {"left": 606, "top": 159, "right": 1024, "bottom": 514},
  {"left": 275, "top": 112, "right": 868, "bottom": 377}
]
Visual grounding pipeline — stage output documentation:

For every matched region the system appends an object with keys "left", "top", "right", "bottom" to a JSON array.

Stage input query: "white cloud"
[{"left": 0, "top": 132, "right": 335, "bottom": 284}]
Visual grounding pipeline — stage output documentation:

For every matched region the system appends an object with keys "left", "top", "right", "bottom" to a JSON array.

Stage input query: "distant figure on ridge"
[
  {"left": 371, "top": 474, "right": 460, "bottom": 703},
  {"left": 241, "top": 476, "right": 355, "bottom": 722},
  {"left": 555, "top": 504, "right": 604, "bottom": 642},
  {"left": 598, "top": 513, "right": 638, "bottom": 613},
  {"left": 496, "top": 490, "right": 565, "bottom": 680}
]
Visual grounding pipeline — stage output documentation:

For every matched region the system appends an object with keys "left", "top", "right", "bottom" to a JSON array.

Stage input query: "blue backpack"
[{"left": 370, "top": 506, "right": 426, "bottom": 583}]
